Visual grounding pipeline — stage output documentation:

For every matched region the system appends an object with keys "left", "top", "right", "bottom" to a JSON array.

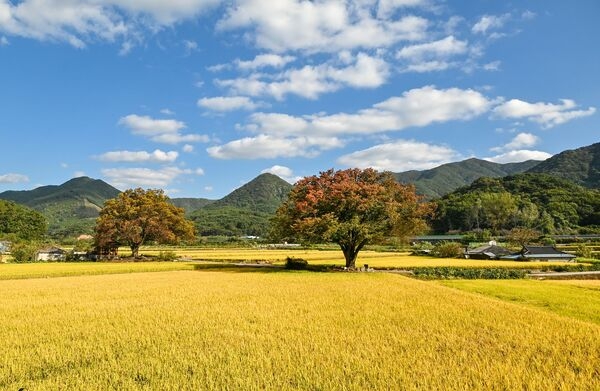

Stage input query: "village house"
[
  {"left": 35, "top": 247, "right": 67, "bottom": 262},
  {"left": 518, "top": 245, "right": 576, "bottom": 261}
]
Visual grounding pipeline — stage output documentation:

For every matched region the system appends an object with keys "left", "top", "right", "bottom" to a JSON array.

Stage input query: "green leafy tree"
[
  {"left": 272, "top": 168, "right": 434, "bottom": 268},
  {"left": 0, "top": 200, "right": 47, "bottom": 240},
  {"left": 506, "top": 227, "right": 541, "bottom": 247},
  {"left": 94, "top": 189, "right": 195, "bottom": 257}
]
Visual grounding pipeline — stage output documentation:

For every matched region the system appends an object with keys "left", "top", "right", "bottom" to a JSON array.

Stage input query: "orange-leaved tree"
[
  {"left": 94, "top": 188, "right": 195, "bottom": 258},
  {"left": 272, "top": 168, "right": 435, "bottom": 268}
]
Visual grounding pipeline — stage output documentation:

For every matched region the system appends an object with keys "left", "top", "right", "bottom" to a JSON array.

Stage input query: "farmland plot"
[{"left": 1, "top": 270, "right": 598, "bottom": 390}]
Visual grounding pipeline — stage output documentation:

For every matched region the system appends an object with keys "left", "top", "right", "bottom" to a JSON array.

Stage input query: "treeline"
[{"left": 431, "top": 173, "right": 600, "bottom": 234}]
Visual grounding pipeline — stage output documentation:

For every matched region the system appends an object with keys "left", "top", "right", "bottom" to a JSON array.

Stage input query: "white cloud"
[
  {"left": 337, "top": 140, "right": 461, "bottom": 171},
  {"left": 204, "top": 185, "right": 213, "bottom": 192},
  {"left": 182, "top": 144, "right": 194, "bottom": 153},
  {"left": 0, "top": 173, "right": 29, "bottom": 183},
  {"left": 118, "top": 114, "right": 209, "bottom": 144},
  {"left": 197, "top": 96, "right": 261, "bottom": 111},
  {"left": 184, "top": 39, "right": 198, "bottom": 54},
  {"left": 119, "top": 114, "right": 186, "bottom": 136},
  {"left": 261, "top": 165, "right": 302, "bottom": 183},
  {"left": 102, "top": 166, "right": 203, "bottom": 189},
  {"left": 207, "top": 134, "right": 343, "bottom": 159},
  {"left": 0, "top": 0, "right": 221, "bottom": 48},
  {"left": 472, "top": 14, "right": 510, "bottom": 35},
  {"left": 0, "top": 36, "right": 8, "bottom": 46},
  {"left": 217, "top": 52, "right": 389, "bottom": 100},
  {"left": 397, "top": 35, "right": 467, "bottom": 61},
  {"left": 160, "top": 108, "right": 175, "bottom": 115},
  {"left": 217, "top": 0, "right": 428, "bottom": 53},
  {"left": 73, "top": 170, "right": 86, "bottom": 177},
  {"left": 97, "top": 149, "right": 179, "bottom": 163},
  {"left": 483, "top": 61, "right": 500, "bottom": 71},
  {"left": 491, "top": 132, "right": 539, "bottom": 153},
  {"left": 377, "top": 0, "right": 430, "bottom": 18},
  {"left": 209, "top": 86, "right": 492, "bottom": 160},
  {"left": 484, "top": 150, "right": 552, "bottom": 164},
  {"left": 493, "top": 99, "right": 596, "bottom": 128},
  {"left": 235, "top": 54, "right": 296, "bottom": 70}
]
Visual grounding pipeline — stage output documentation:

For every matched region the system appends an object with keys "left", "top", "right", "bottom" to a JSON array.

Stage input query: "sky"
[{"left": 0, "top": 0, "right": 598, "bottom": 199}]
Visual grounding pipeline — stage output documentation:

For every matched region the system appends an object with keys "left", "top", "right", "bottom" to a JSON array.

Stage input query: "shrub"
[
  {"left": 156, "top": 251, "right": 179, "bottom": 262},
  {"left": 10, "top": 242, "right": 39, "bottom": 263},
  {"left": 575, "top": 244, "right": 593, "bottom": 259},
  {"left": 541, "top": 237, "right": 556, "bottom": 246},
  {"left": 411, "top": 267, "right": 527, "bottom": 280},
  {"left": 431, "top": 242, "right": 464, "bottom": 258},
  {"left": 285, "top": 257, "right": 308, "bottom": 270}
]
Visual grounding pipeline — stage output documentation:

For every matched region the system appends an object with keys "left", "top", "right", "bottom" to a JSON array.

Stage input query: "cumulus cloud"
[
  {"left": 182, "top": 144, "right": 194, "bottom": 153},
  {"left": 197, "top": 96, "right": 261, "bottom": 111},
  {"left": 337, "top": 140, "right": 461, "bottom": 171},
  {"left": 209, "top": 86, "right": 492, "bottom": 159},
  {"left": 484, "top": 150, "right": 552, "bottom": 164},
  {"left": 0, "top": 0, "right": 220, "bottom": 48},
  {"left": 217, "top": 0, "right": 428, "bottom": 53},
  {"left": 217, "top": 52, "right": 390, "bottom": 100},
  {"left": 396, "top": 36, "right": 469, "bottom": 73},
  {"left": 491, "top": 132, "right": 539, "bottom": 153},
  {"left": 118, "top": 114, "right": 209, "bottom": 144},
  {"left": 207, "top": 134, "right": 344, "bottom": 159},
  {"left": 97, "top": 149, "right": 179, "bottom": 163},
  {"left": 0, "top": 173, "right": 29, "bottom": 183},
  {"left": 102, "top": 166, "right": 203, "bottom": 189},
  {"left": 261, "top": 165, "right": 302, "bottom": 183},
  {"left": 493, "top": 99, "right": 596, "bottom": 128},
  {"left": 235, "top": 54, "right": 296, "bottom": 70}
]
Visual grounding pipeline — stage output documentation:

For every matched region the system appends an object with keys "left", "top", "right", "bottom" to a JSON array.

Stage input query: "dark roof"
[
  {"left": 467, "top": 245, "right": 512, "bottom": 256},
  {"left": 37, "top": 246, "right": 66, "bottom": 254},
  {"left": 521, "top": 246, "right": 575, "bottom": 259}
]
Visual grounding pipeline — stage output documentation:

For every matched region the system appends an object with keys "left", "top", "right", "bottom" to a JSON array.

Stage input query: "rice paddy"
[{"left": 1, "top": 267, "right": 599, "bottom": 389}]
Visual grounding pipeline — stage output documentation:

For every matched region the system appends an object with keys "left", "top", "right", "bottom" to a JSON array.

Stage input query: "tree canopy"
[
  {"left": 94, "top": 188, "right": 195, "bottom": 257},
  {"left": 0, "top": 199, "right": 47, "bottom": 241},
  {"left": 432, "top": 173, "right": 600, "bottom": 234},
  {"left": 272, "top": 168, "right": 434, "bottom": 268}
]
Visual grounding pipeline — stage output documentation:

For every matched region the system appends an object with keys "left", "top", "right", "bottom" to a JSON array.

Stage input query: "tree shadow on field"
[{"left": 192, "top": 263, "right": 337, "bottom": 274}]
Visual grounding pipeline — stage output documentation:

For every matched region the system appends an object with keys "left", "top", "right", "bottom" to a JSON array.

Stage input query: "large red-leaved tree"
[
  {"left": 94, "top": 188, "right": 195, "bottom": 258},
  {"left": 272, "top": 168, "right": 435, "bottom": 268}
]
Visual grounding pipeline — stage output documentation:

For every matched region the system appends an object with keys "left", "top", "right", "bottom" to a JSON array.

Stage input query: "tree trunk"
[
  {"left": 341, "top": 245, "right": 360, "bottom": 269},
  {"left": 130, "top": 244, "right": 140, "bottom": 258}
]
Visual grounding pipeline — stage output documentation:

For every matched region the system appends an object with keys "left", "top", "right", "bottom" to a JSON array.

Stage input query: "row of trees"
[{"left": 8, "top": 168, "right": 597, "bottom": 268}]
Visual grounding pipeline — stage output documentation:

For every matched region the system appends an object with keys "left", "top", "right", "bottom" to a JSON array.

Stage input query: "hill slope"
[
  {"left": 527, "top": 142, "right": 600, "bottom": 188},
  {"left": 393, "top": 158, "right": 540, "bottom": 199},
  {"left": 189, "top": 173, "right": 292, "bottom": 237},
  {"left": 0, "top": 177, "right": 121, "bottom": 238}
]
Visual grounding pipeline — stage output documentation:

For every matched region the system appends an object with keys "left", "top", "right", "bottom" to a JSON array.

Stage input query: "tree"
[
  {"left": 0, "top": 200, "right": 47, "bottom": 240},
  {"left": 94, "top": 188, "right": 195, "bottom": 257},
  {"left": 506, "top": 227, "right": 540, "bottom": 247},
  {"left": 272, "top": 168, "right": 434, "bottom": 268}
]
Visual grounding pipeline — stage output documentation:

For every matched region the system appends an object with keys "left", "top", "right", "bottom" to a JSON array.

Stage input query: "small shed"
[
  {"left": 519, "top": 246, "right": 576, "bottom": 261},
  {"left": 35, "top": 247, "right": 67, "bottom": 262},
  {"left": 465, "top": 244, "right": 512, "bottom": 260}
]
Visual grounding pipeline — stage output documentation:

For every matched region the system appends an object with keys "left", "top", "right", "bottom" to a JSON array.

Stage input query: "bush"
[
  {"left": 156, "top": 251, "right": 178, "bottom": 262},
  {"left": 541, "top": 237, "right": 556, "bottom": 246},
  {"left": 411, "top": 267, "right": 527, "bottom": 280},
  {"left": 575, "top": 244, "right": 593, "bottom": 259},
  {"left": 431, "top": 242, "right": 464, "bottom": 258},
  {"left": 285, "top": 257, "right": 308, "bottom": 270},
  {"left": 10, "top": 242, "right": 39, "bottom": 263}
]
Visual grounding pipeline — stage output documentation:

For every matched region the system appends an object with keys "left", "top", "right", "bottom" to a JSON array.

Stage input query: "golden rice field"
[
  {"left": 441, "top": 279, "right": 600, "bottom": 325},
  {"left": 1, "top": 269, "right": 599, "bottom": 390},
  {"left": 138, "top": 247, "right": 574, "bottom": 269}
]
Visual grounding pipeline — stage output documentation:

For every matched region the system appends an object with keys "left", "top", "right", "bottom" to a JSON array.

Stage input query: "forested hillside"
[{"left": 432, "top": 173, "right": 600, "bottom": 234}]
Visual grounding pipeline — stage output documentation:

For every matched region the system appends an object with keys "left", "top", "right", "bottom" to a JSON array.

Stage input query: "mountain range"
[{"left": 1, "top": 141, "right": 598, "bottom": 239}]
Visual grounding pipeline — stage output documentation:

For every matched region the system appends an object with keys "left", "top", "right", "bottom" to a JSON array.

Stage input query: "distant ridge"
[
  {"left": 526, "top": 142, "right": 600, "bottom": 188},
  {"left": 393, "top": 158, "right": 540, "bottom": 199},
  {"left": 0, "top": 177, "right": 121, "bottom": 238}
]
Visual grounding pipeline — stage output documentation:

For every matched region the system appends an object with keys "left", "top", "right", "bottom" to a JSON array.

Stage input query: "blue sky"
[{"left": 0, "top": 0, "right": 598, "bottom": 198}]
